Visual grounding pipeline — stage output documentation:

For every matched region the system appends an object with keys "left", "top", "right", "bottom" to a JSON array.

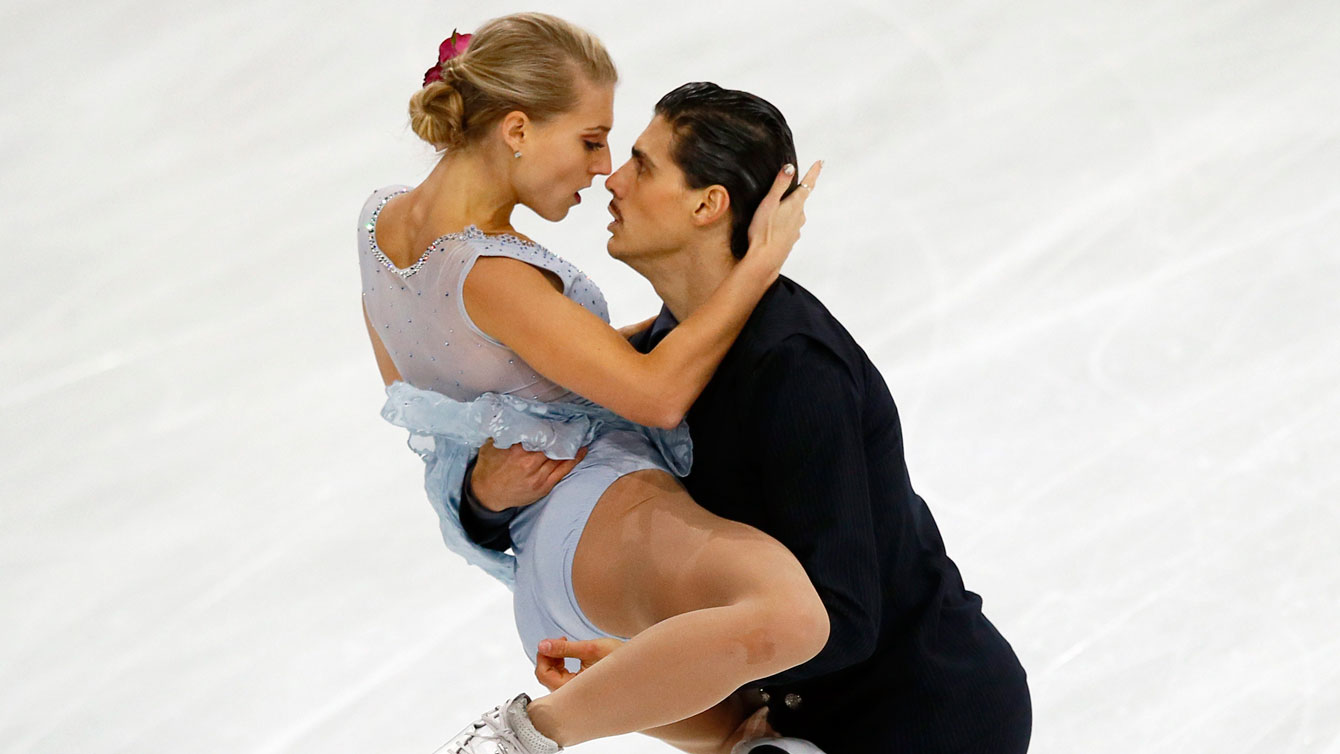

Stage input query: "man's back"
[{"left": 640, "top": 276, "right": 1031, "bottom": 752}]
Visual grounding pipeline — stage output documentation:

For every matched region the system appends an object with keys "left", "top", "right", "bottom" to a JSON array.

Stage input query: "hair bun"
[
  {"left": 405, "top": 13, "right": 617, "bottom": 153},
  {"left": 409, "top": 79, "right": 466, "bottom": 150}
]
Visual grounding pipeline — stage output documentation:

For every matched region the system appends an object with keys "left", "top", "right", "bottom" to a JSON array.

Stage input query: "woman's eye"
[{"left": 585, "top": 141, "right": 606, "bottom": 152}]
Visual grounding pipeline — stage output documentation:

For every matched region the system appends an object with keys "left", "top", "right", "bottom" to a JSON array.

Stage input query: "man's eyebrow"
[{"left": 631, "top": 146, "right": 654, "bottom": 169}]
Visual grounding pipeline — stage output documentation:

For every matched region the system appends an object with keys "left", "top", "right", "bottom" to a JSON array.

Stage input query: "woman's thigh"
[
  {"left": 510, "top": 462, "right": 628, "bottom": 660},
  {"left": 571, "top": 469, "right": 813, "bottom": 639}
]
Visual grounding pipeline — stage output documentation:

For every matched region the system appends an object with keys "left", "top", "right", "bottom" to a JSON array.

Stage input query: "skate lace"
[{"left": 444, "top": 703, "right": 526, "bottom": 753}]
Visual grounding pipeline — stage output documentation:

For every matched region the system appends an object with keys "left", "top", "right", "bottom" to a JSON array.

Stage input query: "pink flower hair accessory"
[{"left": 423, "top": 29, "right": 473, "bottom": 87}]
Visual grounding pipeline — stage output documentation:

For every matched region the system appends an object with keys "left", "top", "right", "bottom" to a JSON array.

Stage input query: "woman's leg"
[
  {"left": 638, "top": 691, "right": 770, "bottom": 754},
  {"left": 524, "top": 469, "right": 829, "bottom": 748}
]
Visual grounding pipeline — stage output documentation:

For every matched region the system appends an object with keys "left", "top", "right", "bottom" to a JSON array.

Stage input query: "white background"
[{"left": 2, "top": 1, "right": 1338, "bottom": 752}]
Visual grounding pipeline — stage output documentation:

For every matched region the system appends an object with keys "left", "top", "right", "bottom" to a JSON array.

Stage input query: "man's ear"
[{"left": 691, "top": 185, "right": 731, "bottom": 227}]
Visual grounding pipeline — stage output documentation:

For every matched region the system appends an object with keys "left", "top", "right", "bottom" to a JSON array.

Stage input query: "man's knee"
[{"left": 734, "top": 739, "right": 829, "bottom": 753}]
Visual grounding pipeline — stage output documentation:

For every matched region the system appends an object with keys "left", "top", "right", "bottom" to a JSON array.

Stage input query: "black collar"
[{"left": 646, "top": 304, "right": 680, "bottom": 348}]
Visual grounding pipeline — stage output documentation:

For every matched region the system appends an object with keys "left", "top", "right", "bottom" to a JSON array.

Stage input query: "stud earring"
[{"left": 514, "top": 151, "right": 522, "bottom": 159}]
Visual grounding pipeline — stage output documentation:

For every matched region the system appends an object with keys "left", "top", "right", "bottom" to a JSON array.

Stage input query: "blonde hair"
[{"left": 409, "top": 13, "right": 617, "bottom": 151}]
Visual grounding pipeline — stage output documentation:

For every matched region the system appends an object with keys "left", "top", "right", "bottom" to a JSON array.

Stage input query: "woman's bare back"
[{"left": 358, "top": 185, "right": 611, "bottom": 403}]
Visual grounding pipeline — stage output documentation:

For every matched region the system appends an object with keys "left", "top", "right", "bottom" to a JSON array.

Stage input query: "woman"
[{"left": 359, "top": 14, "right": 824, "bottom": 754}]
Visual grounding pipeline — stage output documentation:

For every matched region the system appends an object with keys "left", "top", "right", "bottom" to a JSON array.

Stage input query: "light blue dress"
[{"left": 358, "top": 186, "right": 692, "bottom": 659}]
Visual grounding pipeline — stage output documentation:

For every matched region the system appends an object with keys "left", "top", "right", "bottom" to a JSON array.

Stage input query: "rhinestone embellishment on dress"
[
  {"left": 365, "top": 190, "right": 419, "bottom": 278},
  {"left": 365, "top": 189, "right": 556, "bottom": 281}
]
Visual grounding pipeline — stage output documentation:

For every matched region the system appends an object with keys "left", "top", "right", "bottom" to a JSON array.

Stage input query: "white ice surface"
[{"left": 2, "top": 1, "right": 1338, "bottom": 752}]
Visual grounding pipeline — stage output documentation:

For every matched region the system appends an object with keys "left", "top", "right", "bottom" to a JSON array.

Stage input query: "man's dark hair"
[{"left": 654, "top": 82, "right": 799, "bottom": 259}]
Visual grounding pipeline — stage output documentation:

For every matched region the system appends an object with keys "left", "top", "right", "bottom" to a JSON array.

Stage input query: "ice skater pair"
[{"left": 360, "top": 13, "right": 1030, "bottom": 753}]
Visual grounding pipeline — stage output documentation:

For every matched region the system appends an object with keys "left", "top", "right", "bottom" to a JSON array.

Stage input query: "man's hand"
[
  {"left": 470, "top": 439, "right": 589, "bottom": 512},
  {"left": 731, "top": 705, "right": 780, "bottom": 746},
  {"left": 617, "top": 315, "right": 658, "bottom": 341},
  {"left": 534, "top": 636, "right": 624, "bottom": 692}
]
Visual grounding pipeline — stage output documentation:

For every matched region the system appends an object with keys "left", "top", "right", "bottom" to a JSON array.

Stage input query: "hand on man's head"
[{"left": 469, "top": 439, "right": 589, "bottom": 512}]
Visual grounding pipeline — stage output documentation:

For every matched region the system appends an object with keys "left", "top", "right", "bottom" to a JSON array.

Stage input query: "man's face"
[{"left": 604, "top": 116, "right": 698, "bottom": 263}]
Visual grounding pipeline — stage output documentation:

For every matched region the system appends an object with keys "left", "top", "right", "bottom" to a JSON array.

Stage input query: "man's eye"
[{"left": 585, "top": 141, "right": 606, "bottom": 152}]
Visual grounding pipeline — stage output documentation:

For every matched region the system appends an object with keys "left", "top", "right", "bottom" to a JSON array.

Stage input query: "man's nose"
[{"left": 607, "top": 161, "right": 634, "bottom": 195}]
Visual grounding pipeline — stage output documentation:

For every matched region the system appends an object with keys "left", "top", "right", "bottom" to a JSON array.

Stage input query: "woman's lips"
[{"left": 573, "top": 191, "right": 582, "bottom": 205}]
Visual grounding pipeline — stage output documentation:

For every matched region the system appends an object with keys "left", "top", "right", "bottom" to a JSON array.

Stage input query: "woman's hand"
[
  {"left": 742, "top": 160, "right": 824, "bottom": 280},
  {"left": 534, "top": 636, "right": 625, "bottom": 691}
]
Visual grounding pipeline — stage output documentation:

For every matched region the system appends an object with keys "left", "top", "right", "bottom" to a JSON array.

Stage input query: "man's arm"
[
  {"left": 459, "top": 455, "right": 518, "bottom": 552},
  {"left": 743, "top": 335, "right": 883, "bottom": 685},
  {"left": 458, "top": 441, "right": 591, "bottom": 551}
]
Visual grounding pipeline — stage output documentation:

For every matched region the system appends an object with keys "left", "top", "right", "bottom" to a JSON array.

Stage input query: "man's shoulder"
[{"left": 736, "top": 276, "right": 864, "bottom": 371}]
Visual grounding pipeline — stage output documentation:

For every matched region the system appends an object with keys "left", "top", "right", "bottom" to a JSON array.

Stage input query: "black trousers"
[
  {"left": 961, "top": 701, "right": 1031, "bottom": 754},
  {"left": 766, "top": 666, "right": 1031, "bottom": 753},
  {"left": 778, "top": 696, "right": 1030, "bottom": 753}
]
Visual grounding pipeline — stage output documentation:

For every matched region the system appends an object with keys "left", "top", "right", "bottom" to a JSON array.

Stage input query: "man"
[{"left": 460, "top": 82, "right": 1031, "bottom": 753}]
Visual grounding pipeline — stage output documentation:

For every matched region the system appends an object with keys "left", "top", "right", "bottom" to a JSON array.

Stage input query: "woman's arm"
[
  {"left": 363, "top": 301, "right": 402, "bottom": 387},
  {"left": 466, "top": 256, "right": 768, "bottom": 429},
  {"left": 465, "top": 162, "right": 822, "bottom": 429}
]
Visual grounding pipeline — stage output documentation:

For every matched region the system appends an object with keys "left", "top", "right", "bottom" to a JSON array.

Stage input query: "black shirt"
[{"left": 461, "top": 276, "right": 1030, "bottom": 751}]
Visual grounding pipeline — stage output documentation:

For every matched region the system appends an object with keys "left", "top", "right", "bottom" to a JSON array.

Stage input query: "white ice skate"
[
  {"left": 732, "top": 736, "right": 828, "bottom": 754},
  {"left": 432, "top": 693, "right": 562, "bottom": 754}
]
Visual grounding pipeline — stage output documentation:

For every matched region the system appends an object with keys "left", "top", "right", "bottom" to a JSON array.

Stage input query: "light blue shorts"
[{"left": 507, "top": 428, "right": 670, "bottom": 669}]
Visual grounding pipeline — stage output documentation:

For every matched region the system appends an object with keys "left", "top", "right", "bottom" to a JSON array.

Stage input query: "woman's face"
[{"left": 511, "top": 79, "right": 614, "bottom": 222}]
